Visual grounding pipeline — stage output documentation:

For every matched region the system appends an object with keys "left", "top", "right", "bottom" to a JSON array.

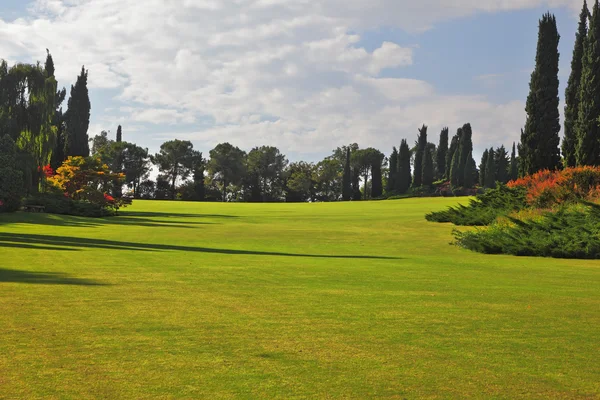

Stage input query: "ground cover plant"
[{"left": 1, "top": 198, "right": 599, "bottom": 398}]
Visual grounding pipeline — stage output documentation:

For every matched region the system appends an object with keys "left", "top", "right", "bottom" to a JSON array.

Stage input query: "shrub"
[{"left": 0, "top": 135, "right": 24, "bottom": 213}]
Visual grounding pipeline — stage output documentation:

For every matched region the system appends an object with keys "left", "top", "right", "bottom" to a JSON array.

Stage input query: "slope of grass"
[{"left": 1, "top": 199, "right": 599, "bottom": 399}]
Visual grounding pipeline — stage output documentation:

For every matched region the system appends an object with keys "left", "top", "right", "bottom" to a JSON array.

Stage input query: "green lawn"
[{"left": 1, "top": 198, "right": 599, "bottom": 399}]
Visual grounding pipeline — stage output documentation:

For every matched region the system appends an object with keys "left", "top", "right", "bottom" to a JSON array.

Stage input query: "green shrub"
[
  {"left": 24, "top": 193, "right": 112, "bottom": 217},
  {"left": 0, "top": 135, "right": 24, "bottom": 213}
]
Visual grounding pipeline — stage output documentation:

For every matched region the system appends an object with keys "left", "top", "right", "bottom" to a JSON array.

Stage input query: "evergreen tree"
[
  {"left": 449, "top": 146, "right": 461, "bottom": 186},
  {"left": 0, "top": 135, "right": 24, "bottom": 212},
  {"left": 371, "top": 156, "right": 384, "bottom": 198},
  {"left": 422, "top": 148, "right": 434, "bottom": 187},
  {"left": 351, "top": 167, "right": 362, "bottom": 200},
  {"left": 386, "top": 147, "right": 398, "bottom": 193},
  {"left": 457, "top": 123, "right": 473, "bottom": 187},
  {"left": 479, "top": 149, "right": 489, "bottom": 187},
  {"left": 520, "top": 13, "right": 561, "bottom": 175},
  {"left": 510, "top": 142, "right": 519, "bottom": 181},
  {"left": 65, "top": 66, "right": 91, "bottom": 157},
  {"left": 192, "top": 152, "right": 205, "bottom": 201},
  {"left": 577, "top": 0, "right": 600, "bottom": 166},
  {"left": 413, "top": 125, "right": 427, "bottom": 187},
  {"left": 464, "top": 151, "right": 476, "bottom": 189},
  {"left": 446, "top": 132, "right": 459, "bottom": 181},
  {"left": 564, "top": 1, "right": 589, "bottom": 167},
  {"left": 485, "top": 148, "right": 497, "bottom": 189},
  {"left": 342, "top": 147, "right": 352, "bottom": 201},
  {"left": 436, "top": 127, "right": 449, "bottom": 179},
  {"left": 397, "top": 139, "right": 412, "bottom": 193},
  {"left": 44, "top": 50, "right": 67, "bottom": 171},
  {"left": 116, "top": 125, "right": 123, "bottom": 143},
  {"left": 495, "top": 146, "right": 510, "bottom": 184}
]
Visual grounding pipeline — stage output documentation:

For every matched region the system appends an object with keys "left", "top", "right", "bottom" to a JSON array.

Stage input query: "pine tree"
[
  {"left": 464, "top": 151, "right": 476, "bottom": 189},
  {"left": 479, "top": 149, "right": 489, "bottom": 187},
  {"left": 65, "top": 66, "right": 91, "bottom": 157},
  {"left": 446, "top": 132, "right": 459, "bottom": 181},
  {"left": 564, "top": 1, "right": 589, "bottom": 167},
  {"left": 413, "top": 125, "right": 427, "bottom": 187},
  {"left": 397, "top": 139, "right": 412, "bottom": 193},
  {"left": 342, "top": 148, "right": 352, "bottom": 201},
  {"left": 520, "top": 13, "right": 561, "bottom": 175},
  {"left": 422, "top": 148, "right": 434, "bottom": 187},
  {"left": 510, "top": 142, "right": 519, "bottom": 181},
  {"left": 193, "top": 152, "right": 205, "bottom": 201},
  {"left": 577, "top": 0, "right": 600, "bottom": 166},
  {"left": 116, "top": 125, "right": 123, "bottom": 143},
  {"left": 495, "top": 145, "right": 510, "bottom": 184},
  {"left": 436, "top": 127, "right": 449, "bottom": 179},
  {"left": 386, "top": 147, "right": 398, "bottom": 193},
  {"left": 485, "top": 148, "right": 496, "bottom": 189}
]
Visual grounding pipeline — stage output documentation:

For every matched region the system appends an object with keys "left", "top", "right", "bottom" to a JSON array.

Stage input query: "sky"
[{"left": 0, "top": 0, "right": 584, "bottom": 162}]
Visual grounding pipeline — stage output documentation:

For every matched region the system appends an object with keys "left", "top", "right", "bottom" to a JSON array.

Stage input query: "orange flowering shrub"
[{"left": 508, "top": 166, "right": 600, "bottom": 208}]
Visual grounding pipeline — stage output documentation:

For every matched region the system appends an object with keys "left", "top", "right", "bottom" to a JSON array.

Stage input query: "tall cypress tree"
[
  {"left": 45, "top": 50, "right": 67, "bottom": 171},
  {"left": 371, "top": 155, "right": 384, "bottom": 198},
  {"left": 495, "top": 145, "right": 510, "bottom": 184},
  {"left": 386, "top": 147, "right": 398, "bottom": 193},
  {"left": 116, "top": 125, "right": 123, "bottom": 143},
  {"left": 436, "top": 127, "right": 449, "bottom": 179},
  {"left": 464, "top": 151, "right": 476, "bottom": 189},
  {"left": 510, "top": 142, "right": 519, "bottom": 181},
  {"left": 577, "top": 0, "right": 600, "bottom": 166},
  {"left": 564, "top": 1, "right": 589, "bottom": 167},
  {"left": 352, "top": 166, "right": 362, "bottom": 201},
  {"left": 422, "top": 148, "right": 434, "bottom": 187},
  {"left": 446, "top": 132, "right": 459, "bottom": 182},
  {"left": 397, "top": 139, "right": 412, "bottom": 194},
  {"left": 479, "top": 149, "right": 489, "bottom": 187},
  {"left": 520, "top": 13, "right": 562, "bottom": 175},
  {"left": 413, "top": 125, "right": 427, "bottom": 187},
  {"left": 342, "top": 148, "right": 352, "bottom": 201},
  {"left": 457, "top": 124, "right": 473, "bottom": 187},
  {"left": 485, "top": 148, "right": 497, "bottom": 189},
  {"left": 65, "top": 66, "right": 91, "bottom": 157}
]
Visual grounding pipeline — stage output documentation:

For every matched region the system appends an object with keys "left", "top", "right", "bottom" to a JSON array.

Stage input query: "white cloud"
[{"left": 0, "top": 0, "right": 571, "bottom": 159}]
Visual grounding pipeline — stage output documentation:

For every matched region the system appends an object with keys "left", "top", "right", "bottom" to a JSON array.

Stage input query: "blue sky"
[{"left": 0, "top": 0, "right": 583, "bottom": 162}]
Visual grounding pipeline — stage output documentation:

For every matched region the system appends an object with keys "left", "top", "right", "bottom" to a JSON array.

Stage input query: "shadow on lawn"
[
  {"left": 0, "top": 268, "right": 108, "bottom": 286},
  {"left": 0, "top": 233, "right": 401, "bottom": 260}
]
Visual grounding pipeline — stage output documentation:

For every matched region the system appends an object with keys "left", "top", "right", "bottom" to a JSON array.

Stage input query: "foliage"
[
  {"left": 0, "top": 135, "right": 24, "bottom": 212},
  {"left": 397, "top": 139, "right": 412, "bottom": 194},
  {"left": 436, "top": 127, "right": 449, "bottom": 179},
  {"left": 422, "top": 147, "right": 434, "bottom": 187},
  {"left": 65, "top": 66, "right": 91, "bottom": 157},
  {"left": 208, "top": 142, "right": 246, "bottom": 202},
  {"left": 479, "top": 149, "right": 489, "bottom": 187},
  {"left": 509, "top": 142, "right": 519, "bottom": 181},
  {"left": 247, "top": 146, "right": 288, "bottom": 202},
  {"left": 285, "top": 161, "right": 315, "bottom": 202},
  {"left": 153, "top": 140, "right": 198, "bottom": 200},
  {"left": 484, "top": 148, "right": 496, "bottom": 189},
  {"left": 342, "top": 148, "right": 352, "bottom": 201},
  {"left": 412, "top": 125, "right": 427, "bottom": 187}
]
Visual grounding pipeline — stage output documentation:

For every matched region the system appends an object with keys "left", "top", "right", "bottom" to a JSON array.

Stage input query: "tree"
[
  {"left": 45, "top": 50, "right": 67, "bottom": 172},
  {"left": 208, "top": 142, "right": 246, "bottom": 202},
  {"left": 153, "top": 140, "right": 196, "bottom": 200},
  {"left": 436, "top": 127, "right": 449, "bottom": 179},
  {"left": 577, "top": 0, "right": 600, "bottom": 166},
  {"left": 510, "top": 142, "right": 519, "bottom": 181},
  {"left": 464, "top": 151, "right": 477, "bottom": 189},
  {"left": 123, "top": 143, "right": 151, "bottom": 198},
  {"left": 387, "top": 147, "right": 398, "bottom": 193},
  {"left": 342, "top": 148, "right": 352, "bottom": 201},
  {"left": 116, "top": 125, "right": 123, "bottom": 143},
  {"left": 422, "top": 148, "right": 434, "bottom": 187},
  {"left": 155, "top": 175, "right": 171, "bottom": 200},
  {"left": 495, "top": 145, "right": 510, "bottom": 184},
  {"left": 397, "top": 139, "right": 412, "bottom": 194},
  {"left": 446, "top": 132, "right": 459, "bottom": 181},
  {"left": 65, "top": 66, "right": 91, "bottom": 157},
  {"left": 458, "top": 124, "right": 474, "bottom": 187},
  {"left": 485, "top": 148, "right": 496, "bottom": 189},
  {"left": 564, "top": 1, "right": 589, "bottom": 167},
  {"left": 285, "top": 162, "right": 315, "bottom": 202},
  {"left": 246, "top": 146, "right": 287, "bottom": 202},
  {"left": 314, "top": 157, "right": 342, "bottom": 201},
  {"left": 138, "top": 180, "right": 155, "bottom": 199},
  {"left": 191, "top": 152, "right": 205, "bottom": 201},
  {"left": 479, "top": 149, "right": 489, "bottom": 187},
  {"left": 520, "top": 13, "right": 561, "bottom": 175},
  {"left": 371, "top": 152, "right": 385, "bottom": 198},
  {"left": 449, "top": 128, "right": 463, "bottom": 186},
  {"left": 0, "top": 135, "right": 24, "bottom": 212},
  {"left": 413, "top": 125, "right": 427, "bottom": 187},
  {"left": 352, "top": 148, "right": 383, "bottom": 199}
]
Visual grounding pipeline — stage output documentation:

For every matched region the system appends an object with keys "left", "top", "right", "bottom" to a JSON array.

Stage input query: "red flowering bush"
[{"left": 508, "top": 166, "right": 600, "bottom": 208}]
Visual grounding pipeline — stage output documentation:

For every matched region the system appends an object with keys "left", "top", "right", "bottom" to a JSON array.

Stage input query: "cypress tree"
[
  {"left": 386, "top": 147, "right": 398, "bottom": 193},
  {"left": 520, "top": 13, "right": 561, "bottom": 175},
  {"left": 116, "top": 125, "right": 123, "bottom": 143},
  {"left": 446, "top": 132, "right": 459, "bottom": 181},
  {"left": 436, "top": 127, "right": 449, "bottom": 179},
  {"left": 397, "top": 139, "right": 412, "bottom": 193},
  {"left": 564, "top": 1, "right": 589, "bottom": 167},
  {"left": 413, "top": 125, "right": 427, "bottom": 187},
  {"left": 464, "top": 151, "right": 476, "bottom": 189},
  {"left": 352, "top": 167, "right": 362, "bottom": 200},
  {"left": 342, "top": 148, "right": 352, "bottom": 201},
  {"left": 479, "top": 149, "right": 489, "bottom": 187},
  {"left": 457, "top": 124, "right": 473, "bottom": 187},
  {"left": 510, "top": 142, "right": 519, "bottom": 181},
  {"left": 450, "top": 149, "right": 460, "bottom": 186},
  {"left": 65, "top": 66, "right": 91, "bottom": 157},
  {"left": 495, "top": 145, "right": 510, "bottom": 184},
  {"left": 422, "top": 148, "right": 434, "bottom": 187},
  {"left": 485, "top": 148, "right": 496, "bottom": 189},
  {"left": 577, "top": 0, "right": 600, "bottom": 166},
  {"left": 193, "top": 153, "right": 205, "bottom": 201},
  {"left": 371, "top": 157, "right": 383, "bottom": 198}
]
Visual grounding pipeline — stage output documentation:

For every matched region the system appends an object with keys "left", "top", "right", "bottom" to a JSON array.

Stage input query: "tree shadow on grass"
[
  {"left": 0, "top": 268, "right": 108, "bottom": 286},
  {"left": 0, "top": 233, "right": 401, "bottom": 260}
]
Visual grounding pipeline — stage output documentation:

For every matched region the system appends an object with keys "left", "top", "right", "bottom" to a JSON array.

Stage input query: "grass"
[{"left": 1, "top": 198, "right": 599, "bottom": 399}]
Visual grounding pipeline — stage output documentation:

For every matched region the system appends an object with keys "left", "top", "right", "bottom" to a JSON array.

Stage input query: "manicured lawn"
[{"left": 1, "top": 198, "right": 599, "bottom": 399}]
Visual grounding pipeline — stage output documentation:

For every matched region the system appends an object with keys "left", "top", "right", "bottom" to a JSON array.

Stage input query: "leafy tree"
[
  {"left": 577, "top": 0, "right": 600, "bottom": 166},
  {"left": 510, "top": 142, "right": 519, "bottom": 181},
  {"left": 285, "top": 161, "right": 315, "bottom": 202},
  {"left": 436, "top": 127, "right": 449, "bottom": 179},
  {"left": 342, "top": 148, "right": 352, "bottom": 201},
  {"left": 90, "top": 131, "right": 112, "bottom": 156},
  {"left": 520, "top": 13, "right": 561, "bottom": 175},
  {"left": 485, "top": 148, "right": 497, "bottom": 189},
  {"left": 371, "top": 152, "right": 385, "bottom": 198},
  {"left": 413, "top": 125, "right": 427, "bottom": 187},
  {"left": 564, "top": 1, "right": 589, "bottom": 167},
  {"left": 153, "top": 139, "right": 196, "bottom": 200},
  {"left": 397, "top": 139, "right": 412, "bottom": 194},
  {"left": 208, "top": 142, "right": 246, "bottom": 202},
  {"left": 0, "top": 135, "right": 24, "bottom": 212},
  {"left": 155, "top": 175, "right": 171, "bottom": 200},
  {"left": 65, "top": 66, "right": 91, "bottom": 157},
  {"left": 495, "top": 145, "right": 510, "bottom": 184},
  {"left": 422, "top": 147, "right": 434, "bottom": 187},
  {"left": 123, "top": 143, "right": 151, "bottom": 198},
  {"left": 479, "top": 149, "right": 489, "bottom": 187},
  {"left": 246, "top": 146, "right": 287, "bottom": 202},
  {"left": 138, "top": 180, "right": 155, "bottom": 199},
  {"left": 352, "top": 148, "right": 383, "bottom": 199},
  {"left": 387, "top": 147, "right": 398, "bottom": 193},
  {"left": 192, "top": 152, "right": 205, "bottom": 201},
  {"left": 314, "top": 157, "right": 342, "bottom": 201}
]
